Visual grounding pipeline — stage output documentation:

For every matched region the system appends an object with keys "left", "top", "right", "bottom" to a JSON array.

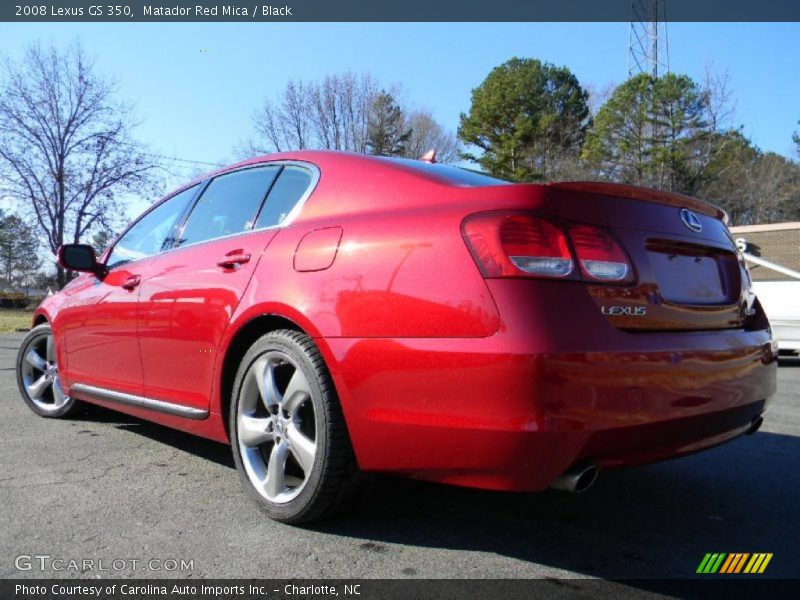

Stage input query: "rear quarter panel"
[{"left": 247, "top": 207, "right": 502, "bottom": 338}]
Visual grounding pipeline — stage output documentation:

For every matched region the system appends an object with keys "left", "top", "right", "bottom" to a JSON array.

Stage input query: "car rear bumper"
[{"left": 324, "top": 282, "right": 777, "bottom": 492}]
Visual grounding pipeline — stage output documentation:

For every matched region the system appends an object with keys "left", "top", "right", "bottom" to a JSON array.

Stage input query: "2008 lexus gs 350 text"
[{"left": 16, "top": 151, "right": 777, "bottom": 523}]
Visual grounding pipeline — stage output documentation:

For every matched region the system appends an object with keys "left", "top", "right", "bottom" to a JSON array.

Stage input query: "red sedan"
[{"left": 16, "top": 151, "right": 776, "bottom": 523}]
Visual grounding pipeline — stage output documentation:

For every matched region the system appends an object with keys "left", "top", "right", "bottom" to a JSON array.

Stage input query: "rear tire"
[
  {"left": 230, "top": 329, "right": 371, "bottom": 524},
  {"left": 16, "top": 323, "right": 82, "bottom": 418}
]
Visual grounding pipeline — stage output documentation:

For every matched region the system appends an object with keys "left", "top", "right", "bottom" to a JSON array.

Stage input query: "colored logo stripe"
[
  {"left": 719, "top": 554, "right": 736, "bottom": 573},
  {"left": 697, "top": 553, "right": 726, "bottom": 573},
  {"left": 744, "top": 553, "right": 773, "bottom": 574},
  {"left": 720, "top": 553, "right": 749, "bottom": 573},
  {"left": 697, "top": 553, "right": 772, "bottom": 574}
]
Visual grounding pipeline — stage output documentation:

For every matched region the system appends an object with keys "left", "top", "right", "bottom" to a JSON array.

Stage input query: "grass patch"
[{"left": 0, "top": 309, "right": 34, "bottom": 333}]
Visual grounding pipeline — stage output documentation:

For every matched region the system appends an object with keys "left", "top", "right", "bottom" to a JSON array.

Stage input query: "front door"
[
  {"left": 59, "top": 184, "right": 200, "bottom": 396},
  {"left": 58, "top": 264, "right": 149, "bottom": 396}
]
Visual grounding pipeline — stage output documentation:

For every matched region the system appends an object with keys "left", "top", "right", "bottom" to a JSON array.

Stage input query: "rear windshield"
[{"left": 378, "top": 157, "right": 509, "bottom": 187}]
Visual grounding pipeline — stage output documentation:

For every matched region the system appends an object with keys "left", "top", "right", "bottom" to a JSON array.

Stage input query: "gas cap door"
[{"left": 293, "top": 227, "right": 344, "bottom": 272}]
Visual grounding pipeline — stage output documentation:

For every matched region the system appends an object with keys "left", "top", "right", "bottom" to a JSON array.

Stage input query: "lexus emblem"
[{"left": 680, "top": 208, "right": 702, "bottom": 233}]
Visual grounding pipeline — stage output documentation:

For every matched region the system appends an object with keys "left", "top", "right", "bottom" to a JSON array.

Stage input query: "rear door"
[{"left": 136, "top": 165, "right": 283, "bottom": 411}]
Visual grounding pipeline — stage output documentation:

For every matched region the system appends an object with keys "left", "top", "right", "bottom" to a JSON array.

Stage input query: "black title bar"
[{"left": 3, "top": 0, "right": 800, "bottom": 22}]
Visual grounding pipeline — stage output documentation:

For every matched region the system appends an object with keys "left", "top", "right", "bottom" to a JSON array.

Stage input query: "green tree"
[
  {"left": 742, "top": 152, "right": 800, "bottom": 224},
  {"left": 583, "top": 73, "right": 709, "bottom": 191},
  {"left": 694, "top": 131, "right": 800, "bottom": 225},
  {"left": 458, "top": 57, "right": 589, "bottom": 181},
  {"left": 793, "top": 122, "right": 799, "bottom": 157},
  {"left": 672, "top": 126, "right": 745, "bottom": 197},
  {"left": 0, "top": 212, "right": 42, "bottom": 289},
  {"left": 365, "top": 91, "right": 411, "bottom": 156}
]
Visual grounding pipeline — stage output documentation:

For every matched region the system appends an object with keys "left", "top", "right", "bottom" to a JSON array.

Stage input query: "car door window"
[
  {"left": 255, "top": 165, "right": 314, "bottom": 229},
  {"left": 106, "top": 185, "right": 199, "bottom": 269},
  {"left": 177, "top": 167, "right": 280, "bottom": 247}
]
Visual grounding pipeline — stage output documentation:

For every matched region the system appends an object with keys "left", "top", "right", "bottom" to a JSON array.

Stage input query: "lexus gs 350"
[{"left": 16, "top": 151, "right": 777, "bottom": 523}]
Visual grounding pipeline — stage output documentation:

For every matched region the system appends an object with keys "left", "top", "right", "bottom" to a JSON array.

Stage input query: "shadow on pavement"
[
  {"left": 314, "top": 430, "right": 799, "bottom": 583},
  {"left": 74, "top": 403, "right": 799, "bottom": 582},
  {"left": 72, "top": 404, "right": 234, "bottom": 468}
]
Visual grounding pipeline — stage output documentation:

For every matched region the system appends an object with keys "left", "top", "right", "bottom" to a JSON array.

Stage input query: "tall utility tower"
[{"left": 628, "top": 0, "right": 670, "bottom": 78}]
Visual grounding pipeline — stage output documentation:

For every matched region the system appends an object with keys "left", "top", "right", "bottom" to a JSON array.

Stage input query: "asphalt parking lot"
[{"left": 1, "top": 331, "right": 798, "bottom": 582}]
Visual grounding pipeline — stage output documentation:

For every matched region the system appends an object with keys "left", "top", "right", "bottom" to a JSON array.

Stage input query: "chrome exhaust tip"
[
  {"left": 550, "top": 464, "right": 599, "bottom": 493},
  {"left": 747, "top": 415, "right": 764, "bottom": 435}
]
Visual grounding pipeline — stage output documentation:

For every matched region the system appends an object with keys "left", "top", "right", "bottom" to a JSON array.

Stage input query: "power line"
[
  {"left": 144, "top": 153, "right": 224, "bottom": 168},
  {"left": 115, "top": 140, "right": 226, "bottom": 168}
]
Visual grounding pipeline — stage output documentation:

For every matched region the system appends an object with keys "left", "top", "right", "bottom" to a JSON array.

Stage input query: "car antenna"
[{"left": 420, "top": 149, "right": 437, "bottom": 164}]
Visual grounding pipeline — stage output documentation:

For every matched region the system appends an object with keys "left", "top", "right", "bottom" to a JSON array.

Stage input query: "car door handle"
[
  {"left": 217, "top": 252, "right": 251, "bottom": 269},
  {"left": 121, "top": 274, "right": 141, "bottom": 291}
]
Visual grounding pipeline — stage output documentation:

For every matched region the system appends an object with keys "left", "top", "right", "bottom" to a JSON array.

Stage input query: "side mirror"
[{"left": 58, "top": 244, "right": 106, "bottom": 277}]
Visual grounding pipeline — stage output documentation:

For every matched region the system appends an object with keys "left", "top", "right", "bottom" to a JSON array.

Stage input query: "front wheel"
[
  {"left": 230, "top": 330, "right": 370, "bottom": 523},
  {"left": 16, "top": 323, "right": 82, "bottom": 418}
]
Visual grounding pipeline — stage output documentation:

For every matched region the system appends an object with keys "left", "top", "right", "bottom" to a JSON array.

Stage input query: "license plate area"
[{"left": 646, "top": 240, "right": 739, "bottom": 305}]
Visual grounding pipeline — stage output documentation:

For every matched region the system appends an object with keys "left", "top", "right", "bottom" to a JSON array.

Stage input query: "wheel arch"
[
  {"left": 218, "top": 312, "right": 314, "bottom": 440},
  {"left": 32, "top": 308, "right": 50, "bottom": 327}
]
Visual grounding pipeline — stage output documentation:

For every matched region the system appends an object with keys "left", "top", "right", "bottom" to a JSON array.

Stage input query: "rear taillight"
[
  {"left": 462, "top": 213, "right": 573, "bottom": 278},
  {"left": 462, "top": 212, "right": 633, "bottom": 284},
  {"left": 569, "top": 225, "right": 633, "bottom": 283}
]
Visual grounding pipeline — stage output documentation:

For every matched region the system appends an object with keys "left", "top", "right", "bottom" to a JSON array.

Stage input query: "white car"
[
  {"left": 735, "top": 238, "right": 800, "bottom": 356},
  {"left": 751, "top": 280, "right": 800, "bottom": 355}
]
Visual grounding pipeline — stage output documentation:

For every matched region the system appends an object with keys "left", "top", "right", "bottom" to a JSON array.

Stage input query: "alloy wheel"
[
  {"left": 19, "top": 330, "right": 70, "bottom": 413},
  {"left": 237, "top": 351, "right": 318, "bottom": 504}
]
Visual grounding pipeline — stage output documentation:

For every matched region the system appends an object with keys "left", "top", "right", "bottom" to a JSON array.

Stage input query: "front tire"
[
  {"left": 230, "top": 329, "right": 370, "bottom": 524},
  {"left": 16, "top": 323, "right": 82, "bottom": 418}
]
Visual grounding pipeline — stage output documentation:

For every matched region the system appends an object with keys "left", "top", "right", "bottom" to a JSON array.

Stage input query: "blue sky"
[{"left": 1, "top": 22, "right": 799, "bottom": 214}]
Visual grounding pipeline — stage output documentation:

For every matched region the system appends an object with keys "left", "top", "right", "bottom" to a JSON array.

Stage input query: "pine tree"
[
  {"left": 0, "top": 213, "right": 41, "bottom": 289},
  {"left": 366, "top": 91, "right": 411, "bottom": 157},
  {"left": 458, "top": 57, "right": 589, "bottom": 181}
]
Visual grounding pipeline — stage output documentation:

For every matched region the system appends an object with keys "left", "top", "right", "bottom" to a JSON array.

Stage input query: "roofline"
[{"left": 180, "top": 150, "right": 509, "bottom": 190}]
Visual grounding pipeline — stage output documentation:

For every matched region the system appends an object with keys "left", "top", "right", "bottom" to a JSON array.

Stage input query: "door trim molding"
[{"left": 70, "top": 383, "right": 209, "bottom": 420}]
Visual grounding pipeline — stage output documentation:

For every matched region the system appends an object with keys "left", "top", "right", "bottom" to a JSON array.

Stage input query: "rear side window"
[
  {"left": 178, "top": 166, "right": 280, "bottom": 247},
  {"left": 255, "top": 166, "right": 314, "bottom": 229},
  {"left": 107, "top": 185, "right": 198, "bottom": 269}
]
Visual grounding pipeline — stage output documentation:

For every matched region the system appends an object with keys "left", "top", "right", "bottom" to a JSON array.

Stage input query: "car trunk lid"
[{"left": 543, "top": 182, "right": 751, "bottom": 331}]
